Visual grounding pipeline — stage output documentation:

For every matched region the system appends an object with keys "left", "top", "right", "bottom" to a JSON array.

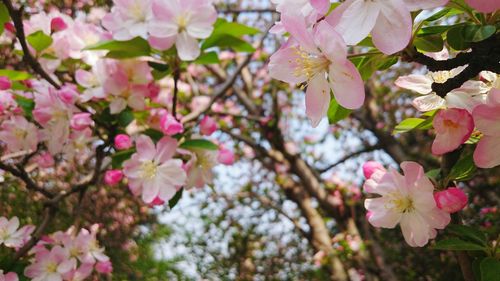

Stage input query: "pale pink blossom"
[
  {"left": 148, "top": 0, "right": 217, "bottom": 60},
  {"left": 364, "top": 162, "right": 450, "bottom": 247},
  {"left": 200, "top": 115, "right": 217, "bottom": 136},
  {"left": 70, "top": 113, "right": 94, "bottom": 131},
  {"left": 269, "top": 15, "right": 364, "bottom": 127},
  {"left": 25, "top": 246, "right": 75, "bottom": 281},
  {"left": 0, "top": 76, "right": 11, "bottom": 90},
  {"left": 102, "top": 0, "right": 153, "bottom": 40},
  {"left": 185, "top": 148, "right": 218, "bottom": 188},
  {"left": 123, "top": 135, "right": 187, "bottom": 203},
  {"left": 465, "top": 0, "right": 499, "bottom": 13},
  {"left": 362, "top": 161, "right": 386, "bottom": 179},
  {"left": 432, "top": 108, "right": 474, "bottom": 155},
  {"left": 472, "top": 88, "right": 500, "bottom": 168},
  {"left": 105, "top": 170, "right": 124, "bottom": 186},
  {"left": 326, "top": 0, "right": 448, "bottom": 54},
  {"left": 75, "top": 59, "right": 108, "bottom": 102},
  {"left": 271, "top": 0, "right": 330, "bottom": 34},
  {"left": 114, "top": 134, "right": 133, "bottom": 150},
  {"left": 434, "top": 188, "right": 468, "bottom": 213},
  {"left": 35, "top": 152, "right": 56, "bottom": 168},
  {"left": 218, "top": 147, "right": 235, "bottom": 165},
  {"left": 0, "top": 271, "right": 18, "bottom": 281},
  {"left": 0, "top": 216, "right": 35, "bottom": 249},
  {"left": 160, "top": 114, "right": 184, "bottom": 136},
  {"left": 0, "top": 116, "right": 39, "bottom": 153},
  {"left": 95, "top": 260, "right": 113, "bottom": 274}
]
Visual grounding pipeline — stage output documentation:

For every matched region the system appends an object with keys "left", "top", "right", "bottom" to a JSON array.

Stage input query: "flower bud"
[
  {"left": 150, "top": 197, "right": 165, "bottom": 206},
  {"left": 104, "top": 170, "right": 123, "bottom": 186},
  {"left": 200, "top": 115, "right": 217, "bottom": 136},
  {"left": 36, "top": 152, "right": 55, "bottom": 168},
  {"left": 434, "top": 188, "right": 468, "bottom": 213},
  {"left": 4, "top": 22, "right": 15, "bottom": 33},
  {"left": 70, "top": 113, "right": 93, "bottom": 131},
  {"left": 160, "top": 114, "right": 183, "bottom": 136},
  {"left": 0, "top": 76, "right": 12, "bottom": 90},
  {"left": 95, "top": 261, "right": 113, "bottom": 274},
  {"left": 218, "top": 148, "right": 235, "bottom": 165},
  {"left": 58, "top": 85, "right": 78, "bottom": 104},
  {"left": 114, "top": 134, "right": 132, "bottom": 150},
  {"left": 50, "top": 17, "right": 68, "bottom": 32},
  {"left": 362, "top": 161, "right": 385, "bottom": 179}
]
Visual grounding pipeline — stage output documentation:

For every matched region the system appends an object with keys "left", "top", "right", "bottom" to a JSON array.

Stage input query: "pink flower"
[
  {"left": 24, "top": 246, "right": 75, "bottom": 281},
  {"left": 218, "top": 148, "right": 235, "bottom": 165},
  {"left": 0, "top": 216, "right": 35, "bottom": 249},
  {"left": 362, "top": 161, "right": 386, "bottom": 179},
  {"left": 0, "top": 116, "right": 39, "bottom": 153},
  {"left": 114, "top": 134, "right": 133, "bottom": 150},
  {"left": 0, "top": 271, "right": 18, "bottom": 281},
  {"left": 269, "top": 15, "right": 364, "bottom": 127},
  {"left": 95, "top": 260, "right": 113, "bottom": 274},
  {"left": 102, "top": 0, "right": 153, "bottom": 40},
  {"left": 431, "top": 108, "right": 474, "bottom": 155},
  {"left": 465, "top": 0, "right": 499, "bottom": 13},
  {"left": 434, "top": 188, "right": 468, "bottom": 213},
  {"left": 326, "top": 0, "right": 448, "bottom": 55},
  {"left": 50, "top": 17, "right": 68, "bottom": 32},
  {"left": 36, "top": 152, "right": 55, "bottom": 168},
  {"left": 472, "top": 88, "right": 500, "bottom": 168},
  {"left": 70, "top": 113, "right": 94, "bottom": 131},
  {"left": 364, "top": 161, "right": 450, "bottom": 247},
  {"left": 123, "top": 135, "right": 187, "bottom": 203},
  {"left": 104, "top": 170, "right": 124, "bottom": 186},
  {"left": 184, "top": 148, "right": 218, "bottom": 188},
  {"left": 160, "top": 114, "right": 184, "bottom": 136},
  {"left": 200, "top": 116, "right": 217, "bottom": 136},
  {"left": 148, "top": 0, "right": 217, "bottom": 60},
  {"left": 0, "top": 76, "right": 11, "bottom": 90}
]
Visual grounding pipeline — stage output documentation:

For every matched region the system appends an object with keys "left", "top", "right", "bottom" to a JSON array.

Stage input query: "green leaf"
[
  {"left": 194, "top": 51, "right": 220, "bottom": 65},
  {"left": 465, "top": 134, "right": 481, "bottom": 144},
  {"left": 480, "top": 258, "right": 500, "bottom": 281},
  {"left": 462, "top": 25, "right": 496, "bottom": 42},
  {"left": 473, "top": 258, "right": 483, "bottom": 281},
  {"left": 211, "top": 18, "right": 260, "bottom": 38},
  {"left": 423, "top": 8, "right": 451, "bottom": 22},
  {"left": 26, "top": 31, "right": 53, "bottom": 52},
  {"left": 14, "top": 94, "right": 35, "bottom": 117},
  {"left": 117, "top": 108, "right": 134, "bottom": 127},
  {"left": 448, "top": 152, "right": 477, "bottom": 181},
  {"left": 426, "top": 168, "right": 441, "bottom": 180},
  {"left": 433, "top": 238, "right": 487, "bottom": 251},
  {"left": 0, "top": 3, "right": 9, "bottom": 35},
  {"left": 202, "top": 34, "right": 255, "bottom": 52},
  {"left": 85, "top": 37, "right": 151, "bottom": 58},
  {"left": 180, "top": 139, "right": 218, "bottom": 150},
  {"left": 0, "top": 69, "right": 32, "bottom": 80},
  {"left": 419, "top": 25, "right": 455, "bottom": 36},
  {"left": 142, "top": 129, "right": 164, "bottom": 142},
  {"left": 447, "top": 25, "right": 470, "bottom": 51},
  {"left": 446, "top": 224, "right": 487, "bottom": 246},
  {"left": 168, "top": 188, "right": 184, "bottom": 209},
  {"left": 111, "top": 149, "right": 135, "bottom": 169},
  {"left": 414, "top": 34, "right": 444, "bottom": 52},
  {"left": 148, "top": 61, "right": 169, "bottom": 72},
  {"left": 202, "top": 19, "right": 258, "bottom": 52},
  {"left": 393, "top": 117, "right": 433, "bottom": 134},
  {"left": 327, "top": 97, "right": 352, "bottom": 124}
]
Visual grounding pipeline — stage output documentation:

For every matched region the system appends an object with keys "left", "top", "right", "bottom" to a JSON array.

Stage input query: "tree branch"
[{"left": 318, "top": 144, "right": 382, "bottom": 174}]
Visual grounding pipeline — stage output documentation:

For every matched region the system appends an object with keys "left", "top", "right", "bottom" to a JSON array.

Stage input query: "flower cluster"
[
  {"left": 24, "top": 225, "right": 111, "bottom": 281},
  {"left": 0, "top": 216, "right": 35, "bottom": 249}
]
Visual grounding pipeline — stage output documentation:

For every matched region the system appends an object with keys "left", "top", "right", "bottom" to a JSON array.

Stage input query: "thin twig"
[{"left": 318, "top": 145, "right": 382, "bottom": 174}]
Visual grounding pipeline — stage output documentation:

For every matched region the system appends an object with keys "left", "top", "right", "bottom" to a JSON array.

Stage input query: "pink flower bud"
[
  {"left": 160, "top": 114, "right": 183, "bottom": 136},
  {"left": 58, "top": 85, "right": 78, "bottom": 104},
  {"left": 200, "top": 115, "right": 217, "bottom": 136},
  {"left": 150, "top": 197, "right": 165, "bottom": 206},
  {"left": 147, "top": 82, "right": 160, "bottom": 99},
  {"left": 4, "top": 22, "right": 15, "bottom": 33},
  {"left": 4, "top": 272, "right": 18, "bottom": 281},
  {"left": 114, "top": 134, "right": 132, "bottom": 150},
  {"left": 36, "top": 152, "right": 55, "bottom": 168},
  {"left": 218, "top": 148, "right": 235, "bottom": 165},
  {"left": 362, "top": 161, "right": 385, "bottom": 179},
  {"left": 434, "top": 188, "right": 468, "bottom": 213},
  {"left": 95, "top": 260, "right": 113, "bottom": 274},
  {"left": 70, "top": 113, "right": 93, "bottom": 131},
  {"left": 104, "top": 170, "right": 123, "bottom": 186},
  {"left": 50, "top": 17, "right": 68, "bottom": 32},
  {"left": 0, "top": 76, "right": 12, "bottom": 90}
]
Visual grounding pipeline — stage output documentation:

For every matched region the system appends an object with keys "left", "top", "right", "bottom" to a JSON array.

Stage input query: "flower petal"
[{"left": 305, "top": 74, "right": 331, "bottom": 127}]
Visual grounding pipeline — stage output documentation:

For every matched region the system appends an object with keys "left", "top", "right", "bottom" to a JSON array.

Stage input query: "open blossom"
[
  {"left": 472, "top": 88, "right": 500, "bottom": 168},
  {"left": 0, "top": 271, "right": 18, "bottom": 281},
  {"left": 185, "top": 148, "right": 218, "bottom": 188},
  {"left": 364, "top": 162, "right": 450, "bottom": 247},
  {"left": 465, "top": 0, "right": 500, "bottom": 13},
  {"left": 327, "top": 0, "right": 448, "bottom": 55},
  {"left": 200, "top": 115, "right": 217, "bottom": 136},
  {"left": 0, "top": 116, "right": 39, "bottom": 153},
  {"left": 0, "top": 217, "right": 35, "bottom": 249},
  {"left": 434, "top": 188, "right": 468, "bottom": 213},
  {"left": 123, "top": 135, "right": 187, "bottom": 203},
  {"left": 75, "top": 59, "right": 108, "bottom": 102},
  {"left": 160, "top": 114, "right": 184, "bottom": 136},
  {"left": 269, "top": 15, "right": 364, "bottom": 127},
  {"left": 432, "top": 108, "right": 474, "bottom": 155},
  {"left": 24, "top": 246, "right": 75, "bottom": 281},
  {"left": 102, "top": 0, "right": 152, "bottom": 40},
  {"left": 270, "top": 0, "right": 330, "bottom": 34},
  {"left": 148, "top": 0, "right": 217, "bottom": 60}
]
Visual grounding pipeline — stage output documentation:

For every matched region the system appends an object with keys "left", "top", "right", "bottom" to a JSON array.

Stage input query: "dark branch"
[{"left": 318, "top": 145, "right": 382, "bottom": 174}]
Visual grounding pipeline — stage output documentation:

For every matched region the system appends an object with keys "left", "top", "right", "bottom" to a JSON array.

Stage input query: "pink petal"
[
  {"left": 395, "top": 74, "right": 433, "bottom": 95},
  {"left": 155, "top": 136, "right": 178, "bottom": 163},
  {"left": 305, "top": 74, "right": 331, "bottom": 127},
  {"left": 371, "top": 2, "right": 412, "bottom": 55},
  {"left": 313, "top": 21, "right": 347, "bottom": 63},
  {"left": 403, "top": 0, "right": 449, "bottom": 11},
  {"left": 474, "top": 136, "right": 500, "bottom": 168},
  {"left": 328, "top": 59, "right": 365, "bottom": 109},
  {"left": 268, "top": 45, "right": 307, "bottom": 84},
  {"left": 281, "top": 12, "right": 317, "bottom": 53},
  {"left": 472, "top": 104, "right": 500, "bottom": 136},
  {"left": 136, "top": 135, "right": 157, "bottom": 161},
  {"left": 465, "top": 0, "right": 499, "bottom": 13},
  {"left": 176, "top": 32, "right": 200, "bottom": 61}
]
